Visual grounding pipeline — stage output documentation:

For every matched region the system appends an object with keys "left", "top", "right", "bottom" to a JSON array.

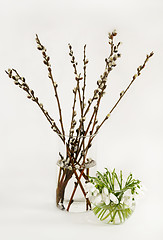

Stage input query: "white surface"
[{"left": 0, "top": 0, "right": 163, "bottom": 239}]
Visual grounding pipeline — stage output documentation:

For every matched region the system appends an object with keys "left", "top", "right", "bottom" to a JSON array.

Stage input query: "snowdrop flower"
[
  {"left": 122, "top": 195, "right": 133, "bottom": 208},
  {"left": 124, "top": 189, "right": 131, "bottom": 196},
  {"left": 85, "top": 182, "right": 100, "bottom": 200},
  {"left": 85, "top": 182, "right": 104, "bottom": 205},
  {"left": 121, "top": 190, "right": 133, "bottom": 207},
  {"left": 85, "top": 182, "right": 96, "bottom": 194},
  {"left": 102, "top": 187, "right": 110, "bottom": 205},
  {"left": 102, "top": 187, "right": 109, "bottom": 195},
  {"left": 110, "top": 193, "right": 119, "bottom": 204},
  {"left": 92, "top": 194, "right": 102, "bottom": 205},
  {"left": 93, "top": 188, "right": 99, "bottom": 197}
]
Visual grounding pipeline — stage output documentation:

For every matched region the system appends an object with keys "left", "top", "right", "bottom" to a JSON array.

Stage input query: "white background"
[{"left": 0, "top": 0, "right": 163, "bottom": 239}]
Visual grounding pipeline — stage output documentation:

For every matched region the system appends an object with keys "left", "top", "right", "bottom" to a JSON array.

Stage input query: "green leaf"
[{"left": 97, "top": 171, "right": 108, "bottom": 187}]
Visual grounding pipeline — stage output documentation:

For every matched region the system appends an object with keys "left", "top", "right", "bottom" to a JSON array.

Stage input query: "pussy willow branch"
[
  {"left": 68, "top": 85, "right": 78, "bottom": 139},
  {"left": 66, "top": 143, "right": 91, "bottom": 209},
  {"left": 81, "top": 45, "right": 88, "bottom": 161},
  {"left": 78, "top": 85, "right": 83, "bottom": 120},
  {"left": 82, "top": 31, "right": 119, "bottom": 118},
  {"left": 5, "top": 69, "right": 64, "bottom": 142},
  {"left": 82, "top": 44, "right": 88, "bottom": 115},
  {"left": 66, "top": 168, "right": 85, "bottom": 211},
  {"left": 36, "top": 34, "right": 65, "bottom": 142},
  {"left": 86, "top": 32, "right": 119, "bottom": 140},
  {"left": 57, "top": 141, "right": 91, "bottom": 211},
  {"left": 68, "top": 43, "right": 83, "bottom": 137},
  {"left": 71, "top": 45, "right": 89, "bottom": 165},
  {"left": 75, "top": 110, "right": 97, "bottom": 164},
  {"left": 85, "top": 51, "right": 154, "bottom": 149},
  {"left": 68, "top": 43, "right": 83, "bottom": 117},
  {"left": 74, "top": 31, "right": 120, "bottom": 150},
  {"left": 76, "top": 31, "right": 121, "bottom": 164},
  {"left": 69, "top": 45, "right": 91, "bottom": 154},
  {"left": 58, "top": 45, "right": 84, "bottom": 192},
  {"left": 68, "top": 43, "right": 86, "bottom": 163}
]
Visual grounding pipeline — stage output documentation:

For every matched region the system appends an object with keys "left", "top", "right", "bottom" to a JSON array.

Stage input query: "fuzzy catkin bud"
[
  {"left": 14, "top": 81, "right": 19, "bottom": 85},
  {"left": 54, "top": 82, "right": 58, "bottom": 87},
  {"left": 73, "top": 87, "right": 77, "bottom": 93},
  {"left": 133, "top": 74, "right": 137, "bottom": 80},
  {"left": 68, "top": 166, "right": 72, "bottom": 171},
  {"left": 108, "top": 32, "right": 112, "bottom": 39},
  {"left": 21, "top": 77, "right": 25, "bottom": 82},
  {"left": 37, "top": 44, "right": 43, "bottom": 50},
  {"left": 112, "top": 29, "right": 117, "bottom": 36},
  {"left": 120, "top": 91, "right": 125, "bottom": 97},
  {"left": 52, "top": 126, "right": 57, "bottom": 131}
]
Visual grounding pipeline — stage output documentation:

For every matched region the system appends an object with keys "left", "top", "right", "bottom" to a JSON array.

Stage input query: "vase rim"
[
  {"left": 57, "top": 159, "right": 96, "bottom": 170},
  {"left": 57, "top": 133, "right": 97, "bottom": 139}
]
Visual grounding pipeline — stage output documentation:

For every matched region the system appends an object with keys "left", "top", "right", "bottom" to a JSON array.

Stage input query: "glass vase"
[
  {"left": 56, "top": 134, "right": 97, "bottom": 212},
  {"left": 92, "top": 193, "right": 136, "bottom": 224}
]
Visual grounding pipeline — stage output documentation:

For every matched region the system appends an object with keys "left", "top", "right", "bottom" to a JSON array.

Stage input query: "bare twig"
[
  {"left": 36, "top": 34, "right": 65, "bottom": 142},
  {"left": 68, "top": 44, "right": 83, "bottom": 136},
  {"left": 82, "top": 44, "right": 88, "bottom": 113},
  {"left": 6, "top": 69, "right": 65, "bottom": 142},
  {"left": 89, "top": 51, "right": 154, "bottom": 142},
  {"left": 66, "top": 144, "right": 91, "bottom": 209},
  {"left": 76, "top": 30, "right": 121, "bottom": 164}
]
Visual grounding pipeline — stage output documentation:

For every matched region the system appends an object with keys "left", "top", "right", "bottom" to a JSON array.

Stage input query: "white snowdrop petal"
[
  {"left": 102, "top": 187, "right": 109, "bottom": 196},
  {"left": 89, "top": 195, "right": 96, "bottom": 204},
  {"left": 122, "top": 195, "right": 133, "bottom": 207},
  {"left": 94, "top": 194, "right": 102, "bottom": 205},
  {"left": 110, "top": 193, "right": 119, "bottom": 204},
  {"left": 86, "top": 192, "right": 92, "bottom": 198},
  {"left": 93, "top": 189, "right": 99, "bottom": 197},
  {"left": 85, "top": 182, "right": 95, "bottom": 192},
  {"left": 123, "top": 189, "right": 131, "bottom": 197},
  {"left": 105, "top": 196, "right": 110, "bottom": 205}
]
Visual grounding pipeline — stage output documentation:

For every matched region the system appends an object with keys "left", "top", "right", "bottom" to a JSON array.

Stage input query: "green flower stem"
[
  {"left": 107, "top": 170, "right": 114, "bottom": 191},
  {"left": 97, "top": 171, "right": 108, "bottom": 188},
  {"left": 114, "top": 172, "right": 121, "bottom": 189},
  {"left": 100, "top": 206, "right": 116, "bottom": 221},
  {"left": 121, "top": 207, "right": 126, "bottom": 222},
  {"left": 111, "top": 169, "right": 115, "bottom": 191},
  {"left": 93, "top": 206, "right": 101, "bottom": 215},
  {"left": 100, "top": 209, "right": 107, "bottom": 220},
  {"left": 117, "top": 209, "right": 122, "bottom": 223},
  {"left": 120, "top": 171, "right": 123, "bottom": 189},
  {"left": 93, "top": 203, "right": 134, "bottom": 224},
  {"left": 98, "top": 208, "right": 106, "bottom": 219},
  {"left": 108, "top": 209, "right": 117, "bottom": 223}
]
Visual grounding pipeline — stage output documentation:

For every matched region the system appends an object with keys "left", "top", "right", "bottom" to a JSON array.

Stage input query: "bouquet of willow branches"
[{"left": 6, "top": 30, "right": 153, "bottom": 211}]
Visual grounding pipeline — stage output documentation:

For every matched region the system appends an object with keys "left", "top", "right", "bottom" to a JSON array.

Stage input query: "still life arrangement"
[{"left": 6, "top": 30, "right": 153, "bottom": 223}]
